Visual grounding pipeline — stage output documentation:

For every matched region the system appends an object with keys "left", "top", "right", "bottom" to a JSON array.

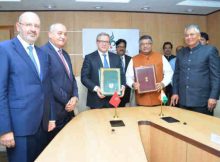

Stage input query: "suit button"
[
  {"left": 186, "top": 86, "right": 189, "bottom": 88},
  {"left": 188, "top": 59, "right": 191, "bottom": 62},
  {"left": 188, "top": 68, "right": 190, "bottom": 70},
  {"left": 187, "top": 77, "right": 189, "bottom": 79}
]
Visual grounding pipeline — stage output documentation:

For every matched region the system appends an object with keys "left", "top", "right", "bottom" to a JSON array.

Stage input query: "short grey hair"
[
  {"left": 96, "top": 32, "right": 110, "bottom": 41},
  {"left": 184, "top": 24, "right": 200, "bottom": 34},
  {"left": 49, "top": 23, "right": 66, "bottom": 33}
]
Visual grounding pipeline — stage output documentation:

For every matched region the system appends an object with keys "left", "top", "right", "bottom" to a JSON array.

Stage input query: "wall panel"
[{"left": 0, "top": 11, "right": 209, "bottom": 76}]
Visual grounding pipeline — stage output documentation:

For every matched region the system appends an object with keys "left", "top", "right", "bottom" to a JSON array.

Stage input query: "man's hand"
[
  {"left": 208, "top": 98, "right": 217, "bottom": 112},
  {"left": 170, "top": 94, "right": 179, "bottom": 106},
  {"left": 156, "top": 82, "right": 164, "bottom": 92},
  {"left": 65, "top": 97, "right": 78, "bottom": 112},
  {"left": 119, "top": 86, "right": 125, "bottom": 98},
  {"left": 132, "top": 82, "right": 140, "bottom": 90},
  {"left": 48, "top": 121, "right": 56, "bottom": 132},
  {"left": 96, "top": 87, "right": 105, "bottom": 99},
  {"left": 0, "top": 132, "right": 15, "bottom": 148}
]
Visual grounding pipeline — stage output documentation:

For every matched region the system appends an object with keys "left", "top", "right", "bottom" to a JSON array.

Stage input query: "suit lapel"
[
  {"left": 125, "top": 55, "right": 131, "bottom": 71},
  {"left": 108, "top": 52, "right": 115, "bottom": 68},
  {"left": 94, "top": 51, "right": 103, "bottom": 68},
  {"left": 47, "top": 42, "right": 71, "bottom": 80},
  {"left": 12, "top": 37, "right": 40, "bottom": 80}
]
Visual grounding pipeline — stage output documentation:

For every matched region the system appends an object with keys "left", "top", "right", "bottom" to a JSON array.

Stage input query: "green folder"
[{"left": 99, "top": 68, "right": 121, "bottom": 96}]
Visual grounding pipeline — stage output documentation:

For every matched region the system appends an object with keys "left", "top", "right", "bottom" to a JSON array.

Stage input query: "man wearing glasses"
[
  {"left": 0, "top": 12, "right": 55, "bottom": 162},
  {"left": 126, "top": 35, "right": 173, "bottom": 106},
  {"left": 81, "top": 32, "right": 125, "bottom": 109}
]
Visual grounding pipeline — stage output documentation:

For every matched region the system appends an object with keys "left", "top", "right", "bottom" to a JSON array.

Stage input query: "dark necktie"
[
  {"left": 103, "top": 54, "right": 109, "bottom": 68},
  {"left": 58, "top": 49, "right": 71, "bottom": 79}
]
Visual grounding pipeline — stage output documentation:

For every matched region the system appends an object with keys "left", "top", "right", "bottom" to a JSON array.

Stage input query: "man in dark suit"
[
  {"left": 81, "top": 32, "right": 126, "bottom": 108},
  {"left": 115, "top": 39, "right": 131, "bottom": 107},
  {"left": 41, "top": 23, "right": 78, "bottom": 141},
  {"left": 0, "top": 12, "right": 55, "bottom": 162},
  {"left": 171, "top": 24, "right": 220, "bottom": 115}
]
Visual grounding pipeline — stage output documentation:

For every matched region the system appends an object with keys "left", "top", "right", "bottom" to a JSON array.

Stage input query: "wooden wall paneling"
[
  {"left": 70, "top": 55, "right": 84, "bottom": 76},
  {"left": 66, "top": 31, "right": 83, "bottom": 55},
  {"left": 74, "top": 12, "right": 106, "bottom": 30},
  {"left": 0, "top": 26, "right": 14, "bottom": 41},
  {"left": 207, "top": 12, "right": 220, "bottom": 50},
  {"left": 102, "top": 12, "right": 131, "bottom": 28}
]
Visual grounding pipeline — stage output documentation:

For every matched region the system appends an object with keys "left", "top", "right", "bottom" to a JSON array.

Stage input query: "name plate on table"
[
  {"left": 99, "top": 68, "right": 121, "bottom": 96},
  {"left": 135, "top": 65, "right": 156, "bottom": 94}
]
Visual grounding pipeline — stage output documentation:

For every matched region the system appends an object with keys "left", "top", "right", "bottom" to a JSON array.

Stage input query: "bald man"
[
  {"left": 0, "top": 12, "right": 55, "bottom": 162},
  {"left": 41, "top": 23, "right": 78, "bottom": 142}
]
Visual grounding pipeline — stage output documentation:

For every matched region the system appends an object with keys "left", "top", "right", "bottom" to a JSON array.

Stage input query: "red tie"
[{"left": 58, "top": 49, "right": 71, "bottom": 79}]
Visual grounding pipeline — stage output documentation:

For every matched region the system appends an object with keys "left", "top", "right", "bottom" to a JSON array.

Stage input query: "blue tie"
[
  {"left": 103, "top": 54, "right": 109, "bottom": 68},
  {"left": 27, "top": 46, "right": 40, "bottom": 76}
]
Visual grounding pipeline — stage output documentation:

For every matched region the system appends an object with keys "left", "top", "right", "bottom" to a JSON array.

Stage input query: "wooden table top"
[{"left": 36, "top": 106, "right": 220, "bottom": 162}]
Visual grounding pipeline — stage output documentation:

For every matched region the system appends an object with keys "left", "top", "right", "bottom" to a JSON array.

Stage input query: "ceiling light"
[
  {"left": 44, "top": 4, "right": 56, "bottom": 9},
  {"left": 76, "top": 0, "right": 130, "bottom": 3},
  {"left": 94, "top": 6, "right": 103, "bottom": 9},
  {"left": 141, "top": 6, "right": 150, "bottom": 10},
  {"left": 186, "top": 8, "right": 193, "bottom": 13},
  {"left": 177, "top": 0, "right": 220, "bottom": 8}
]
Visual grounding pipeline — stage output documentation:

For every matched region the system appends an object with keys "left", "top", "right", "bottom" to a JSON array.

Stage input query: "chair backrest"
[{"left": 74, "top": 76, "right": 89, "bottom": 115}]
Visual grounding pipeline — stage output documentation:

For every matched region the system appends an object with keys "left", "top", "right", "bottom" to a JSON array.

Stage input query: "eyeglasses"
[
  {"left": 19, "top": 22, "right": 40, "bottom": 29},
  {"left": 184, "top": 33, "right": 197, "bottom": 38},
  {"left": 97, "top": 40, "right": 110, "bottom": 44},
  {"left": 140, "top": 42, "right": 152, "bottom": 46}
]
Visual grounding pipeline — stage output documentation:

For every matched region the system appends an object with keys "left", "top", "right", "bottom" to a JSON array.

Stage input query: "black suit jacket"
[
  {"left": 41, "top": 42, "right": 78, "bottom": 126},
  {"left": 81, "top": 50, "right": 125, "bottom": 108},
  {"left": 119, "top": 55, "right": 131, "bottom": 107}
]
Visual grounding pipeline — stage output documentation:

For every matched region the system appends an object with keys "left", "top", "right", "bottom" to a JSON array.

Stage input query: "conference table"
[{"left": 36, "top": 106, "right": 220, "bottom": 162}]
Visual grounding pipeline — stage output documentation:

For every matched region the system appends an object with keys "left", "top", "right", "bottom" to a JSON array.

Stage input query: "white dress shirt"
[
  {"left": 98, "top": 50, "right": 110, "bottom": 67},
  {"left": 126, "top": 55, "right": 173, "bottom": 88},
  {"left": 17, "top": 35, "right": 41, "bottom": 73}
]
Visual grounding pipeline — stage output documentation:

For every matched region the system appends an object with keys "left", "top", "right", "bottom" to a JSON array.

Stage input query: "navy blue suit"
[
  {"left": 173, "top": 43, "right": 220, "bottom": 115},
  {"left": 41, "top": 42, "right": 78, "bottom": 134},
  {"left": 81, "top": 50, "right": 125, "bottom": 108},
  {"left": 0, "top": 37, "right": 55, "bottom": 162}
]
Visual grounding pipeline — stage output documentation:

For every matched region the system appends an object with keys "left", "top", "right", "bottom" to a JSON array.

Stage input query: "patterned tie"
[
  {"left": 27, "top": 45, "right": 40, "bottom": 76},
  {"left": 58, "top": 49, "right": 71, "bottom": 79},
  {"left": 121, "top": 56, "right": 125, "bottom": 73},
  {"left": 103, "top": 54, "right": 109, "bottom": 68}
]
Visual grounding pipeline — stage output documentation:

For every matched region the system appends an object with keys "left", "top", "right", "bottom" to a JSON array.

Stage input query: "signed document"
[
  {"left": 99, "top": 68, "right": 121, "bottom": 96},
  {"left": 135, "top": 65, "right": 156, "bottom": 94}
]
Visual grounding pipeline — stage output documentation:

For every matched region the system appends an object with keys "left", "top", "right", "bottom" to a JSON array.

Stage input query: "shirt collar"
[
  {"left": 187, "top": 42, "right": 202, "bottom": 51},
  {"left": 49, "top": 41, "right": 60, "bottom": 52},
  {"left": 17, "top": 35, "right": 34, "bottom": 49},
  {"left": 98, "top": 50, "right": 108, "bottom": 56}
]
